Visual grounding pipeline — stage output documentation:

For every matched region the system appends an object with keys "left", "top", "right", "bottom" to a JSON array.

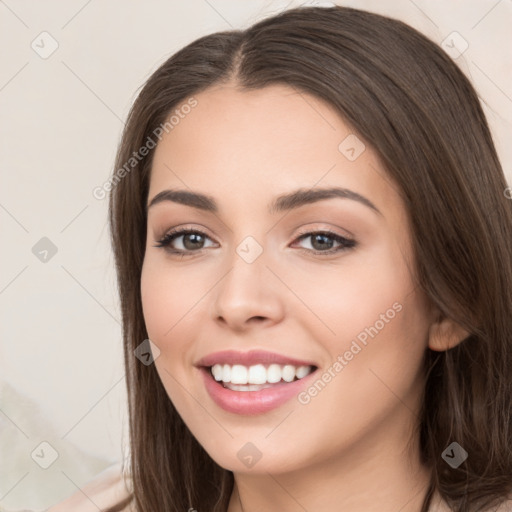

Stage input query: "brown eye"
[
  {"left": 154, "top": 229, "right": 215, "bottom": 253},
  {"left": 154, "top": 228, "right": 356, "bottom": 257},
  {"left": 293, "top": 231, "right": 356, "bottom": 255}
]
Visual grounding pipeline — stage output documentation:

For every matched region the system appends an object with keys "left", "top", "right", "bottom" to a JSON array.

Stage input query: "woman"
[{"left": 50, "top": 4, "right": 512, "bottom": 511}]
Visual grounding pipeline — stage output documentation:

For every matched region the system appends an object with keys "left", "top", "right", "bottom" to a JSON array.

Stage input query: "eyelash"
[{"left": 153, "top": 227, "right": 357, "bottom": 257}]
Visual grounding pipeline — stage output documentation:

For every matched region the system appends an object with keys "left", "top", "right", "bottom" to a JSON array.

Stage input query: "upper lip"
[{"left": 195, "top": 349, "right": 318, "bottom": 368}]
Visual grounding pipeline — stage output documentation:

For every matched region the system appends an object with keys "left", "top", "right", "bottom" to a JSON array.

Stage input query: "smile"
[
  {"left": 196, "top": 349, "right": 319, "bottom": 415},
  {"left": 211, "top": 363, "right": 315, "bottom": 391}
]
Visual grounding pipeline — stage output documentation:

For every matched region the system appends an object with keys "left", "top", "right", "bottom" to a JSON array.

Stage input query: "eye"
[
  {"left": 292, "top": 230, "right": 356, "bottom": 255},
  {"left": 153, "top": 227, "right": 216, "bottom": 254},
  {"left": 153, "top": 227, "right": 356, "bottom": 256}
]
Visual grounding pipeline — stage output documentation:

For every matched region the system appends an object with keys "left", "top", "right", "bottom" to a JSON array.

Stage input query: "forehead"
[{"left": 148, "top": 83, "right": 403, "bottom": 220}]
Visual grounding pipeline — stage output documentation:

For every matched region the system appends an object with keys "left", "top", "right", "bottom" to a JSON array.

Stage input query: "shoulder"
[{"left": 48, "top": 463, "right": 134, "bottom": 512}]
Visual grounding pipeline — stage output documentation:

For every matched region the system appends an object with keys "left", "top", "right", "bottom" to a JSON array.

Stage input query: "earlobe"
[{"left": 427, "top": 314, "right": 471, "bottom": 352}]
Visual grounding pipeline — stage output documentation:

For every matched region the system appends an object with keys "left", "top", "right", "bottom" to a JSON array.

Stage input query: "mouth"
[
  {"left": 198, "top": 360, "right": 319, "bottom": 415},
  {"left": 208, "top": 363, "right": 317, "bottom": 391}
]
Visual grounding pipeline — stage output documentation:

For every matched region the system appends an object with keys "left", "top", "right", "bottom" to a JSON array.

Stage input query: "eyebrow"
[{"left": 146, "top": 187, "right": 382, "bottom": 216}]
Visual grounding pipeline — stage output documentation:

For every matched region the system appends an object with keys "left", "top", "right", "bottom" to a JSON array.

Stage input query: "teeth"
[
  {"left": 282, "top": 365, "right": 295, "bottom": 382},
  {"left": 296, "top": 366, "right": 310, "bottom": 379},
  {"left": 226, "top": 383, "right": 274, "bottom": 392},
  {"left": 210, "top": 363, "right": 314, "bottom": 385},
  {"left": 230, "top": 365, "right": 247, "bottom": 384},
  {"left": 248, "top": 364, "right": 267, "bottom": 384},
  {"left": 267, "top": 364, "right": 282, "bottom": 383},
  {"left": 212, "top": 364, "right": 223, "bottom": 381}
]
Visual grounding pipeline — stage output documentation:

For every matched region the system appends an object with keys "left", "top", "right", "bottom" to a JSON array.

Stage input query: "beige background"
[{"left": 0, "top": 0, "right": 511, "bottom": 510}]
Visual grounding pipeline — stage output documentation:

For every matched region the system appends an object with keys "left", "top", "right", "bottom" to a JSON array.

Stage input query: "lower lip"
[{"left": 199, "top": 367, "right": 317, "bottom": 415}]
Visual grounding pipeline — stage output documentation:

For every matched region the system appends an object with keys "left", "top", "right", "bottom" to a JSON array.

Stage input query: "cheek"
[
  {"left": 140, "top": 256, "right": 209, "bottom": 413},
  {"left": 289, "top": 242, "right": 416, "bottom": 343},
  {"left": 140, "top": 254, "right": 210, "bottom": 342},
  {"left": 140, "top": 253, "right": 222, "bottom": 414},
  {"left": 290, "top": 240, "right": 430, "bottom": 395},
  {"left": 282, "top": 262, "right": 429, "bottom": 459},
  {"left": 324, "top": 252, "right": 427, "bottom": 394}
]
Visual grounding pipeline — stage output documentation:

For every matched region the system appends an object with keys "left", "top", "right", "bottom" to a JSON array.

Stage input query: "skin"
[{"left": 140, "top": 82, "right": 468, "bottom": 511}]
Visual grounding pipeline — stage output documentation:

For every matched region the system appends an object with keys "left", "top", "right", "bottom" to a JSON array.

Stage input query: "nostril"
[{"left": 250, "top": 316, "right": 266, "bottom": 322}]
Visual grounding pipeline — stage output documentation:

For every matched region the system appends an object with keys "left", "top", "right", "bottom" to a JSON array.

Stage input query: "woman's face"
[{"left": 141, "top": 83, "right": 435, "bottom": 475}]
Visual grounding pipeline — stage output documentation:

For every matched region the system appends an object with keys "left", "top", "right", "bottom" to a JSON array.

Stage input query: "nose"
[{"left": 211, "top": 247, "right": 285, "bottom": 332}]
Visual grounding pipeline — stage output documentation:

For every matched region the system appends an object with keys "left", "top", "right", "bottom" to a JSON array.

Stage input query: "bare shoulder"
[{"left": 48, "top": 463, "right": 134, "bottom": 512}]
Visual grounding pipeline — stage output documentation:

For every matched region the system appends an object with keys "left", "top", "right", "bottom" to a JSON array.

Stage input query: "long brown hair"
[{"left": 108, "top": 5, "right": 512, "bottom": 511}]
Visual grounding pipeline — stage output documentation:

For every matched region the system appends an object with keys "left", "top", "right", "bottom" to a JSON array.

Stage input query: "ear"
[{"left": 427, "top": 313, "right": 471, "bottom": 352}]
